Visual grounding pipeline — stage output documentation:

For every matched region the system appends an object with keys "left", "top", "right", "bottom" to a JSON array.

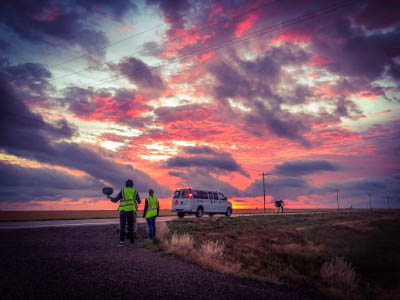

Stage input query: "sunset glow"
[{"left": 0, "top": 0, "right": 399, "bottom": 211}]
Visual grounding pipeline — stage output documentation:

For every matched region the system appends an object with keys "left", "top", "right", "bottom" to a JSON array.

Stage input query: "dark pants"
[
  {"left": 146, "top": 216, "right": 156, "bottom": 240},
  {"left": 120, "top": 211, "right": 135, "bottom": 244}
]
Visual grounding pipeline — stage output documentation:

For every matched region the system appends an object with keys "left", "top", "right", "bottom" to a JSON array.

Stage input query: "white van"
[{"left": 172, "top": 188, "right": 232, "bottom": 218}]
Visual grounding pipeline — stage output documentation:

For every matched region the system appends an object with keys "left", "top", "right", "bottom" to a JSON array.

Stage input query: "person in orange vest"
[
  {"left": 109, "top": 179, "right": 141, "bottom": 246},
  {"left": 143, "top": 189, "right": 159, "bottom": 240}
]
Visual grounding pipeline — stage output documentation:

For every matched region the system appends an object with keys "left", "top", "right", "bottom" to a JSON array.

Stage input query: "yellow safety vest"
[
  {"left": 145, "top": 196, "right": 158, "bottom": 218},
  {"left": 119, "top": 188, "right": 136, "bottom": 212}
]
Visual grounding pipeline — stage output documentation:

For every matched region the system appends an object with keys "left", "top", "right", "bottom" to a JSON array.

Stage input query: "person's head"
[
  {"left": 125, "top": 179, "right": 134, "bottom": 188},
  {"left": 149, "top": 189, "right": 154, "bottom": 196}
]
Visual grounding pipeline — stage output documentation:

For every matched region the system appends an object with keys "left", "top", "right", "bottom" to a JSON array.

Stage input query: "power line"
[
  {"left": 335, "top": 185, "right": 340, "bottom": 211},
  {"left": 26, "top": 1, "right": 221, "bottom": 75},
  {"left": 49, "top": 0, "right": 279, "bottom": 82},
  {"left": 89, "top": 0, "right": 359, "bottom": 88}
]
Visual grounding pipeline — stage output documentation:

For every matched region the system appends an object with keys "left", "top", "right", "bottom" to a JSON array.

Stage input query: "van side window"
[
  {"left": 208, "top": 192, "right": 214, "bottom": 200},
  {"left": 213, "top": 192, "right": 218, "bottom": 200},
  {"left": 198, "top": 191, "right": 208, "bottom": 199}
]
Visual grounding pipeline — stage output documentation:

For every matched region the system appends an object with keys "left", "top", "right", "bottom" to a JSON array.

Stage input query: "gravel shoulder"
[{"left": 0, "top": 224, "right": 321, "bottom": 299}]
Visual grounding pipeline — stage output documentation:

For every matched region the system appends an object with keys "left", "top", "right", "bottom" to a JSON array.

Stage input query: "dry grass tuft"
[
  {"left": 156, "top": 221, "right": 169, "bottom": 243},
  {"left": 199, "top": 240, "right": 224, "bottom": 260},
  {"left": 168, "top": 233, "right": 195, "bottom": 256},
  {"left": 321, "top": 256, "right": 358, "bottom": 291}
]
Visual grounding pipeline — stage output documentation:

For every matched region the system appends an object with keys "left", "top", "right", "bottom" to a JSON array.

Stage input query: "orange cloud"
[
  {"left": 235, "top": 13, "right": 260, "bottom": 37},
  {"left": 194, "top": 51, "right": 216, "bottom": 63}
]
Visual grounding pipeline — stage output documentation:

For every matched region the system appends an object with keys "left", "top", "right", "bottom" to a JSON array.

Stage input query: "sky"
[{"left": 0, "top": 0, "right": 399, "bottom": 211}]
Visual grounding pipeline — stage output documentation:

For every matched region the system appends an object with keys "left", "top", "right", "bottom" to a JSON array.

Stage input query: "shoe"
[{"left": 117, "top": 242, "right": 124, "bottom": 247}]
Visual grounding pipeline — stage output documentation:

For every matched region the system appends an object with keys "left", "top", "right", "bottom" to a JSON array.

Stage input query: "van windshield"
[
  {"left": 181, "top": 190, "right": 191, "bottom": 198},
  {"left": 173, "top": 191, "right": 180, "bottom": 198}
]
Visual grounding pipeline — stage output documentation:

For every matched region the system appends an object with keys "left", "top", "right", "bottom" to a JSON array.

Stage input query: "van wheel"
[
  {"left": 196, "top": 207, "right": 204, "bottom": 218},
  {"left": 209, "top": 213, "right": 214, "bottom": 217},
  {"left": 225, "top": 207, "right": 232, "bottom": 217},
  {"left": 177, "top": 212, "right": 185, "bottom": 218}
]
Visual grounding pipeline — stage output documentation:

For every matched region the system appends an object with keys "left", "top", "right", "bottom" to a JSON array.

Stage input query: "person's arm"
[
  {"left": 143, "top": 198, "right": 148, "bottom": 218},
  {"left": 109, "top": 190, "right": 122, "bottom": 203},
  {"left": 135, "top": 191, "right": 141, "bottom": 204}
]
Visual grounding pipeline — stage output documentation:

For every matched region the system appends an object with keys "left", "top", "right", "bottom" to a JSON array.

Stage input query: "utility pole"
[
  {"left": 335, "top": 185, "right": 340, "bottom": 211},
  {"left": 368, "top": 193, "right": 372, "bottom": 210},
  {"left": 259, "top": 172, "right": 269, "bottom": 213}
]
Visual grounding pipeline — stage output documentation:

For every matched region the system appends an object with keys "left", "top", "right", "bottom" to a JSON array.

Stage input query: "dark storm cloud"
[
  {"left": 0, "top": 40, "right": 11, "bottom": 53},
  {"left": 5, "top": 61, "right": 52, "bottom": 96},
  {"left": 355, "top": 0, "right": 400, "bottom": 30},
  {"left": 0, "top": 0, "right": 136, "bottom": 54},
  {"left": 165, "top": 156, "right": 246, "bottom": 176},
  {"left": 273, "top": 160, "right": 342, "bottom": 177},
  {"left": 154, "top": 104, "right": 211, "bottom": 123},
  {"left": 243, "top": 177, "right": 311, "bottom": 198},
  {"left": 298, "top": 0, "right": 400, "bottom": 82},
  {"left": 183, "top": 146, "right": 218, "bottom": 155},
  {"left": 0, "top": 63, "right": 171, "bottom": 200},
  {"left": 0, "top": 64, "right": 75, "bottom": 154},
  {"left": 165, "top": 144, "right": 249, "bottom": 177},
  {"left": 147, "top": 0, "right": 190, "bottom": 26},
  {"left": 110, "top": 57, "right": 165, "bottom": 95},
  {"left": 0, "top": 161, "right": 101, "bottom": 202},
  {"left": 321, "top": 176, "right": 400, "bottom": 208},
  {"left": 207, "top": 47, "right": 316, "bottom": 146}
]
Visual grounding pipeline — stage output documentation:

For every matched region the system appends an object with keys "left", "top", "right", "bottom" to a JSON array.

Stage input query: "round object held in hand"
[{"left": 102, "top": 187, "right": 113, "bottom": 196}]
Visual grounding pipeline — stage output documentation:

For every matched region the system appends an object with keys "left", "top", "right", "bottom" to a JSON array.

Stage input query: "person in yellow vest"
[
  {"left": 143, "top": 189, "right": 159, "bottom": 240},
  {"left": 109, "top": 179, "right": 141, "bottom": 246}
]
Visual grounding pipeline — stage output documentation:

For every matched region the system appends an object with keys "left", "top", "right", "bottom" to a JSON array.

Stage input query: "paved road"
[
  {"left": 0, "top": 223, "right": 320, "bottom": 300},
  {"left": 0, "top": 214, "right": 264, "bottom": 230}
]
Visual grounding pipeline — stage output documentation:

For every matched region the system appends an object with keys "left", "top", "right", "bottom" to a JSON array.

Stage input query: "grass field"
[{"left": 148, "top": 211, "right": 400, "bottom": 300}]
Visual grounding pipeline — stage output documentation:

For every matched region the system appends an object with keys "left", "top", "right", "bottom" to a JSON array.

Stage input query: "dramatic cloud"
[
  {"left": 0, "top": 0, "right": 136, "bottom": 54},
  {"left": 1, "top": 0, "right": 399, "bottom": 209},
  {"left": 0, "top": 162, "right": 101, "bottom": 202},
  {"left": 164, "top": 146, "right": 248, "bottom": 177},
  {"left": 273, "top": 160, "right": 342, "bottom": 176},
  {"left": 109, "top": 57, "right": 165, "bottom": 98},
  {"left": 62, "top": 87, "right": 152, "bottom": 127},
  {"left": 243, "top": 177, "right": 311, "bottom": 199},
  {"left": 0, "top": 62, "right": 171, "bottom": 200}
]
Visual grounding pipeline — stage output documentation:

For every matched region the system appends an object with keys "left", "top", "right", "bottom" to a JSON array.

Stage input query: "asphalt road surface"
[{"left": 0, "top": 223, "right": 322, "bottom": 300}]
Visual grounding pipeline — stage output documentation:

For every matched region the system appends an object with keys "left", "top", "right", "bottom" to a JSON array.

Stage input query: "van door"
[
  {"left": 208, "top": 192, "right": 216, "bottom": 213},
  {"left": 213, "top": 192, "right": 222, "bottom": 212},
  {"left": 218, "top": 192, "right": 228, "bottom": 212}
]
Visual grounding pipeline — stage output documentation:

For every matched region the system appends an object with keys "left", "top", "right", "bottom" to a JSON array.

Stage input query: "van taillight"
[
  {"left": 189, "top": 193, "right": 192, "bottom": 198},
  {"left": 175, "top": 200, "right": 178, "bottom": 205}
]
